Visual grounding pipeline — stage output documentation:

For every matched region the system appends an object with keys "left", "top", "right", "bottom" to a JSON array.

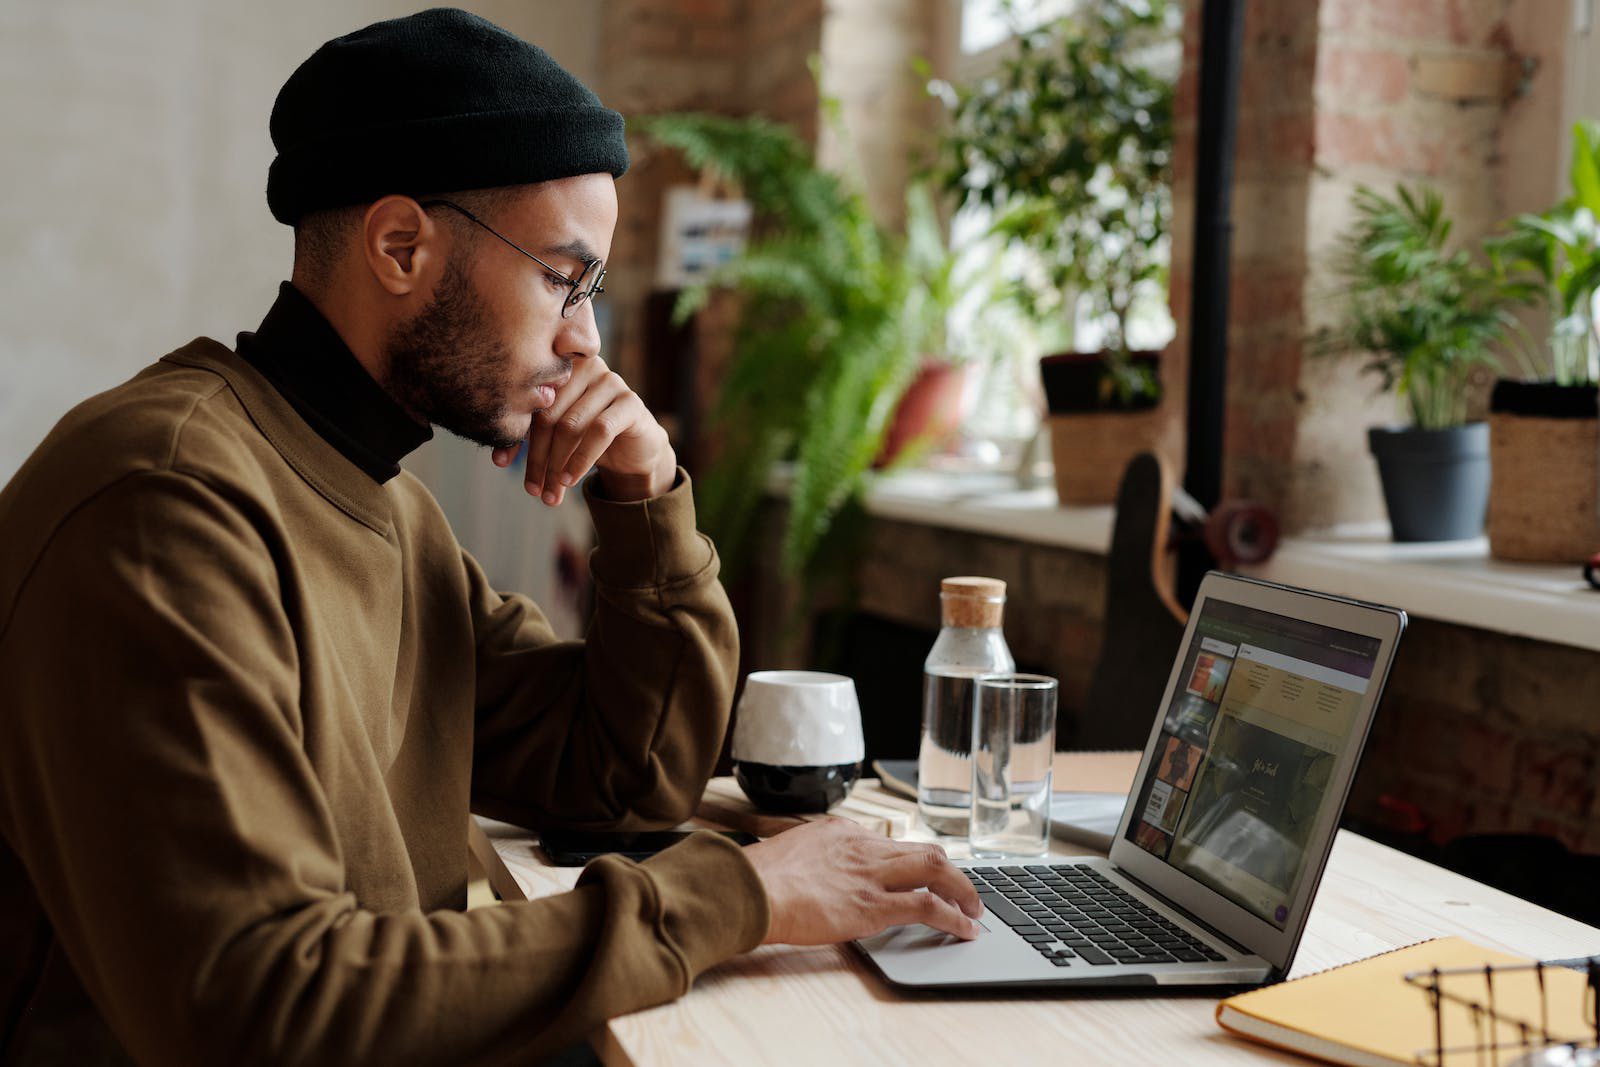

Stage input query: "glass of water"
[{"left": 969, "top": 673, "right": 1058, "bottom": 858}]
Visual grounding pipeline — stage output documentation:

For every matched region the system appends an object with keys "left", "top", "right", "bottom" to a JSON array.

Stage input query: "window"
[{"left": 933, "top": 1, "right": 1181, "bottom": 466}]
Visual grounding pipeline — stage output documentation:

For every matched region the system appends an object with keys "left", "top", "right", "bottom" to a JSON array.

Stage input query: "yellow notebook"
[{"left": 1216, "top": 937, "right": 1598, "bottom": 1067}]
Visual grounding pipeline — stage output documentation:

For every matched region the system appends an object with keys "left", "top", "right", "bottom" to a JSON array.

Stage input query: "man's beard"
[{"left": 383, "top": 257, "right": 529, "bottom": 451}]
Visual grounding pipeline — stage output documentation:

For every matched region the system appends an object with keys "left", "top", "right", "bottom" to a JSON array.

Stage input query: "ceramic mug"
[{"left": 731, "top": 670, "right": 864, "bottom": 813}]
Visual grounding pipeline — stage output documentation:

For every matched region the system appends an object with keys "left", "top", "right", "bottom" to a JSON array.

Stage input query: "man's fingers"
[
  {"left": 522, "top": 418, "right": 555, "bottom": 499},
  {"left": 522, "top": 360, "right": 601, "bottom": 497},
  {"left": 526, "top": 370, "right": 629, "bottom": 499},
  {"left": 558, "top": 421, "right": 619, "bottom": 489},
  {"left": 877, "top": 844, "right": 983, "bottom": 918},
  {"left": 561, "top": 393, "right": 651, "bottom": 486},
  {"left": 882, "top": 888, "right": 981, "bottom": 941},
  {"left": 499, "top": 353, "right": 675, "bottom": 504},
  {"left": 545, "top": 373, "right": 629, "bottom": 483},
  {"left": 521, "top": 428, "right": 565, "bottom": 505},
  {"left": 745, "top": 819, "right": 995, "bottom": 945}
]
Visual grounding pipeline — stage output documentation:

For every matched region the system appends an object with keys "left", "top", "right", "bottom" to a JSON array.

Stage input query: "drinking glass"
[{"left": 969, "top": 673, "right": 1058, "bottom": 857}]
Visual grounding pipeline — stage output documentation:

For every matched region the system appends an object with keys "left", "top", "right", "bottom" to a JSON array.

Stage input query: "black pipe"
[{"left": 1179, "top": 0, "right": 1245, "bottom": 607}]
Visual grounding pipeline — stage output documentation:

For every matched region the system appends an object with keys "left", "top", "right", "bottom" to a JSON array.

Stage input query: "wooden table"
[{"left": 475, "top": 753, "right": 1600, "bottom": 1067}]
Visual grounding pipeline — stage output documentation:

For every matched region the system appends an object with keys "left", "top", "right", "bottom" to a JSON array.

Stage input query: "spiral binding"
[{"left": 1403, "top": 956, "right": 1600, "bottom": 1066}]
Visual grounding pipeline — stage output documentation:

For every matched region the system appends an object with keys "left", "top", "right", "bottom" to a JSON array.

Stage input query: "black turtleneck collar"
[{"left": 235, "top": 282, "right": 432, "bottom": 484}]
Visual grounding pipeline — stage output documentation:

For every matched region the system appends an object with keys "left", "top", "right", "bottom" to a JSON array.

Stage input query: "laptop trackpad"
[{"left": 857, "top": 920, "right": 1047, "bottom": 987}]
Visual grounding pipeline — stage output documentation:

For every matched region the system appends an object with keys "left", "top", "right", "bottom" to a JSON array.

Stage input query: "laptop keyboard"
[{"left": 968, "top": 864, "right": 1228, "bottom": 968}]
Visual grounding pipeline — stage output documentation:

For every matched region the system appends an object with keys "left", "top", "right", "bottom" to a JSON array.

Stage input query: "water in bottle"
[{"left": 917, "top": 576, "right": 1013, "bottom": 837}]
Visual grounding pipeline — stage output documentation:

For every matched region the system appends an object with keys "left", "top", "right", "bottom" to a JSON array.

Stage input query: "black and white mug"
[{"left": 731, "top": 670, "right": 864, "bottom": 814}]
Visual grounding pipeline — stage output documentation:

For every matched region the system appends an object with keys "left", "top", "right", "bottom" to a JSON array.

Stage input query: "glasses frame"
[{"left": 418, "top": 198, "right": 605, "bottom": 318}]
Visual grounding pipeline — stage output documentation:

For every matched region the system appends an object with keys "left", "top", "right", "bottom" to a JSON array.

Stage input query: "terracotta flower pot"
[{"left": 876, "top": 361, "right": 970, "bottom": 468}]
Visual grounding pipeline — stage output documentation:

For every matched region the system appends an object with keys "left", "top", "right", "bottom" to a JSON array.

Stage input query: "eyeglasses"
[{"left": 419, "top": 198, "right": 605, "bottom": 318}]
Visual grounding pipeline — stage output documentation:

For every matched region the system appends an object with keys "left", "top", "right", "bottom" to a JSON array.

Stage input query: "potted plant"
[
  {"left": 636, "top": 112, "right": 979, "bottom": 591},
  {"left": 1323, "top": 184, "right": 1527, "bottom": 541},
  {"left": 1483, "top": 121, "right": 1600, "bottom": 563},
  {"left": 927, "top": 0, "right": 1179, "bottom": 503},
  {"left": 871, "top": 182, "right": 978, "bottom": 470}
]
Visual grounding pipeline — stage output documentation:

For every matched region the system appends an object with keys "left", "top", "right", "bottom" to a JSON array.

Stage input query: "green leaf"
[
  {"left": 1326, "top": 182, "right": 1531, "bottom": 424},
  {"left": 1570, "top": 120, "right": 1600, "bottom": 216},
  {"left": 637, "top": 109, "right": 991, "bottom": 596},
  {"left": 924, "top": 0, "right": 1178, "bottom": 354}
]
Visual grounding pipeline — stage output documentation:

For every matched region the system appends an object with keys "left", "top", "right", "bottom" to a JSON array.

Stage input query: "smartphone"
[{"left": 538, "top": 828, "right": 759, "bottom": 866}]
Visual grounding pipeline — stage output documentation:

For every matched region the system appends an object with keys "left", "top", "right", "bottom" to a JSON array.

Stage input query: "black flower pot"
[
  {"left": 1367, "top": 423, "right": 1490, "bottom": 542},
  {"left": 1038, "top": 350, "right": 1161, "bottom": 414}
]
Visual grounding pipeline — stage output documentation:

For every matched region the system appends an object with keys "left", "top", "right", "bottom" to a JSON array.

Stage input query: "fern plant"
[{"left": 635, "top": 113, "right": 958, "bottom": 589}]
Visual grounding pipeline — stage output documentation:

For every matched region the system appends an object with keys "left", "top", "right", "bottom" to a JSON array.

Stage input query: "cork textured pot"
[{"left": 1486, "top": 380, "right": 1600, "bottom": 563}]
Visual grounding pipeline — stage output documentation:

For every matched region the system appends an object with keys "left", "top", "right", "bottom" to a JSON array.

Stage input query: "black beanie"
[{"left": 266, "top": 7, "right": 629, "bottom": 225}]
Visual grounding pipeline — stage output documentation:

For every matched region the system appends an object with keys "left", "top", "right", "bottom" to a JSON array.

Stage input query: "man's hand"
[
  {"left": 742, "top": 819, "right": 984, "bottom": 945},
  {"left": 491, "top": 354, "right": 677, "bottom": 504}
]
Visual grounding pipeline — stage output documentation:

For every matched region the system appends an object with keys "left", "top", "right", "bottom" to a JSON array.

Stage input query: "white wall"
[{"left": 1, "top": 0, "right": 603, "bottom": 627}]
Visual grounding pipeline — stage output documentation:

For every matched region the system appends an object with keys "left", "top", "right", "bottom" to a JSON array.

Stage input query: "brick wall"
[
  {"left": 817, "top": 0, "right": 953, "bottom": 231},
  {"left": 1158, "top": 0, "right": 1566, "bottom": 531},
  {"left": 608, "top": 3, "right": 1598, "bottom": 858},
  {"left": 598, "top": 1, "right": 1572, "bottom": 536},
  {"left": 744, "top": 506, "right": 1109, "bottom": 752},
  {"left": 1347, "top": 619, "right": 1600, "bottom": 855},
  {"left": 1291, "top": 0, "right": 1551, "bottom": 531},
  {"left": 596, "top": 0, "right": 826, "bottom": 463},
  {"left": 595, "top": 0, "right": 953, "bottom": 469},
  {"left": 1223, "top": 3, "right": 1598, "bottom": 852},
  {"left": 598, "top": 0, "right": 755, "bottom": 399},
  {"left": 1153, "top": 1, "right": 1596, "bottom": 856},
  {"left": 1161, "top": 1, "right": 1324, "bottom": 517},
  {"left": 747, "top": 0, "right": 827, "bottom": 140},
  {"left": 754, "top": 509, "right": 1600, "bottom": 858}
]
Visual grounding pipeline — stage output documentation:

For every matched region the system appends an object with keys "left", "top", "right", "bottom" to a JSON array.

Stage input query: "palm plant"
[
  {"left": 636, "top": 112, "right": 959, "bottom": 587},
  {"left": 1327, "top": 184, "right": 1527, "bottom": 429}
]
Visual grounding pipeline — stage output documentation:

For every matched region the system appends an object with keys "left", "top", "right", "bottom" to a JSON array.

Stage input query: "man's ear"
[{"left": 362, "top": 196, "right": 443, "bottom": 296}]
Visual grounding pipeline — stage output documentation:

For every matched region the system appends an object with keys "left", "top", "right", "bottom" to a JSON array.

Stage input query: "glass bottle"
[{"left": 917, "top": 576, "right": 1014, "bottom": 836}]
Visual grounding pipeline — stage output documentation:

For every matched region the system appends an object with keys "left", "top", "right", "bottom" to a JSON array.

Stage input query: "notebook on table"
[
  {"left": 855, "top": 571, "right": 1407, "bottom": 991},
  {"left": 1216, "top": 937, "right": 1600, "bottom": 1066}
]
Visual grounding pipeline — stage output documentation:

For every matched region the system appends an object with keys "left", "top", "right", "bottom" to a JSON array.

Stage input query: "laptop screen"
[{"left": 1122, "top": 597, "right": 1382, "bottom": 929}]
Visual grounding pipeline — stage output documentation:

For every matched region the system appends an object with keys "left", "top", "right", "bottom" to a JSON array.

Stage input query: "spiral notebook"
[{"left": 1216, "top": 937, "right": 1599, "bottom": 1067}]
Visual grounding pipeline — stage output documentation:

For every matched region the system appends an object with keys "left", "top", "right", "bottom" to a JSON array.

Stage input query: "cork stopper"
[{"left": 940, "top": 576, "right": 1006, "bottom": 629}]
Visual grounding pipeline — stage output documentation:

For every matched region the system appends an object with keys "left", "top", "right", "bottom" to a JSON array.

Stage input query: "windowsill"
[
  {"left": 1240, "top": 525, "right": 1600, "bottom": 653},
  {"left": 859, "top": 468, "right": 1113, "bottom": 553},
  {"left": 845, "top": 469, "right": 1600, "bottom": 653}
]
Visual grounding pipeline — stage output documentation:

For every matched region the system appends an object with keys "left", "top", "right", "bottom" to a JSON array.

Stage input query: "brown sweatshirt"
[{"left": 0, "top": 338, "right": 767, "bottom": 1064}]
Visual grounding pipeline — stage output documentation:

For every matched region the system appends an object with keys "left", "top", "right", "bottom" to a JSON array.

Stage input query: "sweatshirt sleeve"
[
  {"left": 468, "top": 469, "right": 744, "bottom": 832},
  {"left": 0, "top": 470, "right": 766, "bottom": 1066}
]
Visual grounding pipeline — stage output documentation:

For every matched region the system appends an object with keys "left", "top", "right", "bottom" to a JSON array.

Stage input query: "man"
[{"left": 0, "top": 9, "right": 980, "bottom": 1065}]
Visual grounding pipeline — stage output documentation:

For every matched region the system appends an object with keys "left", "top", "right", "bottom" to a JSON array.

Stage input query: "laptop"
[{"left": 855, "top": 571, "right": 1407, "bottom": 990}]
